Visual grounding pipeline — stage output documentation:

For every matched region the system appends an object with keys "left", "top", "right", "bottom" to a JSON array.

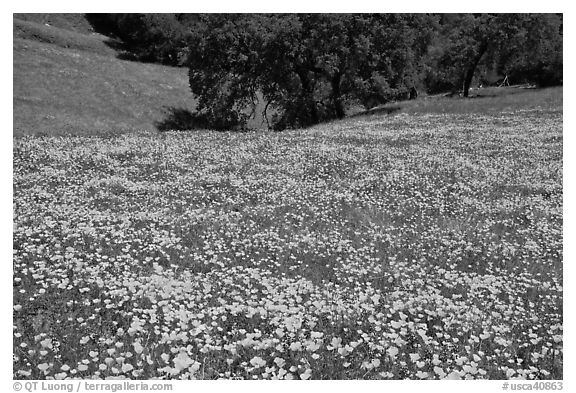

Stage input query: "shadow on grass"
[
  {"left": 468, "top": 94, "right": 499, "bottom": 99},
  {"left": 155, "top": 107, "right": 209, "bottom": 132},
  {"left": 350, "top": 104, "right": 403, "bottom": 118},
  {"left": 101, "top": 39, "right": 162, "bottom": 63},
  {"left": 94, "top": 36, "right": 156, "bottom": 63},
  {"left": 99, "top": 38, "right": 139, "bottom": 61}
]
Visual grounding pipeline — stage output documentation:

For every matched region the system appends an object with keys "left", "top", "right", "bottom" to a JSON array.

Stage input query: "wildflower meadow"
[{"left": 13, "top": 110, "right": 562, "bottom": 380}]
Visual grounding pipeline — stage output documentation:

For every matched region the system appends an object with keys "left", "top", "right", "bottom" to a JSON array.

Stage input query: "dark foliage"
[
  {"left": 85, "top": 13, "right": 192, "bottom": 66},
  {"left": 154, "top": 107, "right": 209, "bottom": 132},
  {"left": 424, "top": 14, "right": 562, "bottom": 96},
  {"left": 187, "top": 14, "right": 436, "bottom": 130}
]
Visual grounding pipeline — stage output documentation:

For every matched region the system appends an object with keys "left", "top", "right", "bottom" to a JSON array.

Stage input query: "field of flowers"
[{"left": 13, "top": 109, "right": 562, "bottom": 380}]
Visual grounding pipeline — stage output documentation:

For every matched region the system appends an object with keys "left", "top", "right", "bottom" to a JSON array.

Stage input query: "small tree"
[{"left": 187, "top": 15, "right": 264, "bottom": 130}]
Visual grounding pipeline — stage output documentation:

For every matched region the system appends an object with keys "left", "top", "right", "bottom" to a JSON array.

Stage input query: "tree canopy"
[{"left": 187, "top": 14, "right": 438, "bottom": 130}]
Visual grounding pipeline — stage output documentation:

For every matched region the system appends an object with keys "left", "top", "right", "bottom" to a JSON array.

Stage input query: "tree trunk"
[
  {"left": 296, "top": 67, "right": 319, "bottom": 125},
  {"left": 463, "top": 42, "right": 488, "bottom": 98},
  {"left": 462, "top": 67, "right": 475, "bottom": 98},
  {"left": 331, "top": 73, "right": 345, "bottom": 119}
]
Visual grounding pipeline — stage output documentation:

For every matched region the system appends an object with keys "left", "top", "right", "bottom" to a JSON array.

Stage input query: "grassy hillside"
[
  {"left": 13, "top": 18, "right": 116, "bottom": 57},
  {"left": 352, "top": 86, "right": 563, "bottom": 120},
  {"left": 13, "top": 16, "right": 200, "bottom": 137},
  {"left": 14, "top": 13, "right": 97, "bottom": 34}
]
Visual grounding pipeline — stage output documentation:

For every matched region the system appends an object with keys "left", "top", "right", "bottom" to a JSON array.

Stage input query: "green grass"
[
  {"left": 14, "top": 13, "right": 98, "bottom": 35},
  {"left": 13, "top": 88, "right": 562, "bottom": 380},
  {"left": 13, "top": 17, "right": 199, "bottom": 137},
  {"left": 353, "top": 86, "right": 563, "bottom": 119},
  {"left": 13, "top": 18, "right": 117, "bottom": 57}
]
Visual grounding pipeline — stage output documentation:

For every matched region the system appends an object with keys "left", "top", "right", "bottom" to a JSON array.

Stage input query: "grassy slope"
[
  {"left": 357, "top": 86, "right": 563, "bottom": 119},
  {"left": 13, "top": 13, "right": 97, "bottom": 34},
  {"left": 13, "top": 17, "right": 198, "bottom": 137},
  {"left": 13, "top": 18, "right": 116, "bottom": 57}
]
